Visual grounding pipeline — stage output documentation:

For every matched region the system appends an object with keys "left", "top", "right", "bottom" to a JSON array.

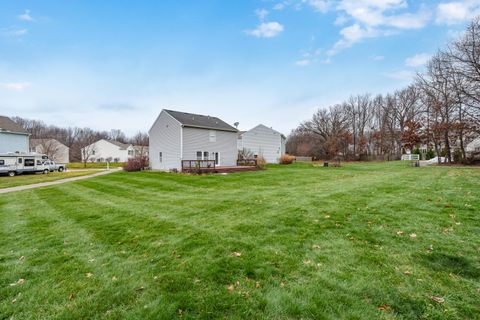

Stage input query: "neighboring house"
[
  {"left": 81, "top": 139, "right": 148, "bottom": 163},
  {"left": 0, "top": 115, "right": 29, "bottom": 153},
  {"left": 466, "top": 137, "right": 480, "bottom": 153},
  {"left": 237, "top": 124, "right": 286, "bottom": 163},
  {"left": 149, "top": 109, "right": 238, "bottom": 171},
  {"left": 30, "top": 139, "right": 70, "bottom": 163}
]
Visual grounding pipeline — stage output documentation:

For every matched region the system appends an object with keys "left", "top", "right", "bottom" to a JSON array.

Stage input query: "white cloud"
[
  {"left": 255, "top": 9, "right": 269, "bottom": 21},
  {"left": 436, "top": 1, "right": 480, "bottom": 25},
  {"left": 274, "top": 2, "right": 287, "bottom": 10},
  {"left": 373, "top": 55, "right": 385, "bottom": 61},
  {"left": 334, "top": 15, "right": 349, "bottom": 26},
  {"left": 0, "top": 82, "right": 31, "bottom": 91},
  {"left": 386, "top": 70, "right": 415, "bottom": 80},
  {"left": 295, "top": 59, "right": 311, "bottom": 66},
  {"left": 405, "top": 53, "right": 431, "bottom": 67},
  {"left": 327, "top": 24, "right": 383, "bottom": 55},
  {"left": 18, "top": 10, "right": 34, "bottom": 21},
  {"left": 305, "top": 0, "right": 331, "bottom": 13},
  {"left": 0, "top": 27, "right": 28, "bottom": 37},
  {"left": 247, "top": 22, "right": 284, "bottom": 38}
]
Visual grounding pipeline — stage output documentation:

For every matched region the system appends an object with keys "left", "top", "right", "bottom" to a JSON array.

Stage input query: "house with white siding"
[
  {"left": 237, "top": 124, "right": 286, "bottom": 163},
  {"left": 81, "top": 139, "right": 148, "bottom": 163},
  {"left": 30, "top": 139, "right": 70, "bottom": 163},
  {"left": 466, "top": 137, "right": 480, "bottom": 153},
  {"left": 0, "top": 115, "right": 29, "bottom": 153},
  {"left": 149, "top": 109, "right": 238, "bottom": 171}
]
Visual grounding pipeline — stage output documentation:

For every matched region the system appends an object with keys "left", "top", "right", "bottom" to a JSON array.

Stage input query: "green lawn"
[
  {"left": 0, "top": 162, "right": 479, "bottom": 319},
  {"left": 0, "top": 170, "right": 99, "bottom": 189},
  {"left": 67, "top": 162, "right": 125, "bottom": 169}
]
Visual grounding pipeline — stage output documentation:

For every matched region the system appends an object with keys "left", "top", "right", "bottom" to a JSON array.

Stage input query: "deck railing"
[
  {"left": 237, "top": 159, "right": 257, "bottom": 166},
  {"left": 181, "top": 160, "right": 216, "bottom": 173}
]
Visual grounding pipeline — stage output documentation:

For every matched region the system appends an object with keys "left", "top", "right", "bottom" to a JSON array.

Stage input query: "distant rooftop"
[
  {"left": 0, "top": 116, "right": 29, "bottom": 135},
  {"left": 164, "top": 109, "right": 238, "bottom": 132}
]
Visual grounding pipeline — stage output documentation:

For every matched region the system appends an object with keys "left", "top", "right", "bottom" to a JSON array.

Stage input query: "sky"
[{"left": 0, "top": 0, "right": 478, "bottom": 135}]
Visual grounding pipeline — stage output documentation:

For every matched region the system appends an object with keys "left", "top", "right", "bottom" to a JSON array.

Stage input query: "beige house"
[
  {"left": 81, "top": 139, "right": 148, "bottom": 163},
  {"left": 30, "top": 139, "right": 70, "bottom": 163}
]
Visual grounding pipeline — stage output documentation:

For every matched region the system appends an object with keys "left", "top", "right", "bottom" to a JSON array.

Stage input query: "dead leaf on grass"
[
  {"left": 312, "top": 244, "right": 321, "bottom": 249},
  {"left": 410, "top": 233, "right": 417, "bottom": 238},
  {"left": 377, "top": 304, "right": 390, "bottom": 311},
  {"left": 227, "top": 284, "right": 234, "bottom": 292},
  {"left": 85, "top": 273, "right": 93, "bottom": 278},
  {"left": 280, "top": 282, "right": 285, "bottom": 288},
  {"left": 303, "top": 259, "right": 311, "bottom": 265},
  {"left": 12, "top": 298, "right": 17, "bottom": 304},
  {"left": 396, "top": 230, "right": 404, "bottom": 235},
  {"left": 431, "top": 296, "right": 445, "bottom": 304},
  {"left": 231, "top": 252, "right": 241, "bottom": 257},
  {"left": 19, "top": 256, "right": 25, "bottom": 261},
  {"left": 256, "top": 281, "right": 260, "bottom": 288},
  {"left": 16, "top": 279, "right": 25, "bottom": 285},
  {"left": 403, "top": 271, "right": 412, "bottom": 276},
  {"left": 112, "top": 276, "right": 118, "bottom": 281}
]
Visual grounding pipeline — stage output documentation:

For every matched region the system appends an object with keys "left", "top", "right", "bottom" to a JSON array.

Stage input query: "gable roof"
[
  {"left": 241, "top": 124, "right": 286, "bottom": 139},
  {"left": 105, "top": 139, "right": 130, "bottom": 150},
  {"left": 164, "top": 109, "right": 238, "bottom": 132},
  {"left": 0, "top": 116, "right": 29, "bottom": 135},
  {"left": 30, "top": 138, "right": 67, "bottom": 148}
]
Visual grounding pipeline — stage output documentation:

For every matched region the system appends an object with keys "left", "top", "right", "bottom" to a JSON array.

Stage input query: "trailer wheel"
[
  {"left": 43, "top": 169, "right": 49, "bottom": 174},
  {"left": 8, "top": 171, "right": 15, "bottom": 177},
  {"left": 58, "top": 167, "right": 64, "bottom": 172}
]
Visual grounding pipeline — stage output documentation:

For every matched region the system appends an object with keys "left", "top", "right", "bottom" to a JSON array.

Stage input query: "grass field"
[
  {"left": 0, "top": 170, "right": 99, "bottom": 189},
  {"left": 0, "top": 162, "right": 479, "bottom": 319},
  {"left": 67, "top": 162, "right": 125, "bottom": 169}
]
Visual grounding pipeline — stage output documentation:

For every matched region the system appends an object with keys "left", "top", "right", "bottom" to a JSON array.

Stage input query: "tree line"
[
  {"left": 287, "top": 17, "right": 480, "bottom": 163},
  {"left": 13, "top": 117, "right": 149, "bottom": 162}
]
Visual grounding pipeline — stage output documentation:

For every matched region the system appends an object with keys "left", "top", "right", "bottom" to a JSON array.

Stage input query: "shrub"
[
  {"left": 279, "top": 154, "right": 295, "bottom": 164},
  {"left": 256, "top": 155, "right": 267, "bottom": 166},
  {"left": 426, "top": 148, "right": 435, "bottom": 160},
  {"left": 123, "top": 156, "right": 148, "bottom": 172}
]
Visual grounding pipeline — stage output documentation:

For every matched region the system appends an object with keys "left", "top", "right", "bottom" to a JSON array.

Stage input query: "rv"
[{"left": 0, "top": 153, "right": 50, "bottom": 177}]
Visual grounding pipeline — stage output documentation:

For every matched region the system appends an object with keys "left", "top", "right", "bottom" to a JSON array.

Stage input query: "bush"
[
  {"left": 426, "top": 148, "right": 435, "bottom": 160},
  {"left": 256, "top": 155, "right": 267, "bottom": 166},
  {"left": 123, "top": 157, "right": 148, "bottom": 172},
  {"left": 279, "top": 154, "right": 295, "bottom": 164}
]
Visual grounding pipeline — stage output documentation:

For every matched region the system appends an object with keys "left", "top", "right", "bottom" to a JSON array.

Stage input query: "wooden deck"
[{"left": 214, "top": 166, "right": 258, "bottom": 173}]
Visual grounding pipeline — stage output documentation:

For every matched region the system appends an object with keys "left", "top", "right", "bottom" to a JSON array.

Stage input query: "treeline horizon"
[
  {"left": 13, "top": 117, "right": 148, "bottom": 162},
  {"left": 287, "top": 17, "right": 480, "bottom": 163}
]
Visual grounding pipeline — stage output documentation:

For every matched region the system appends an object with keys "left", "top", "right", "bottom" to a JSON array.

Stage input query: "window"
[
  {"left": 92, "top": 150, "right": 95, "bottom": 155},
  {"left": 37, "top": 160, "right": 43, "bottom": 165},
  {"left": 24, "top": 159, "right": 35, "bottom": 167},
  {"left": 128, "top": 150, "right": 134, "bottom": 156},
  {"left": 209, "top": 130, "right": 216, "bottom": 142},
  {"left": 214, "top": 152, "right": 219, "bottom": 165},
  {"left": 196, "top": 151, "right": 202, "bottom": 160},
  {"left": 18, "top": 158, "right": 23, "bottom": 164},
  {"left": 0, "top": 160, "right": 4, "bottom": 165},
  {"left": 159, "top": 152, "right": 163, "bottom": 163},
  {"left": 203, "top": 151, "right": 209, "bottom": 159}
]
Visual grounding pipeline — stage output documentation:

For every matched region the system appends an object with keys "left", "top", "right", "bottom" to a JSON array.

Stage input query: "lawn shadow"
[{"left": 418, "top": 252, "right": 480, "bottom": 279}]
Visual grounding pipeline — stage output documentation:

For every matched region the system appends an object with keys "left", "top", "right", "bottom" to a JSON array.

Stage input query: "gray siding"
[
  {"left": 0, "top": 132, "right": 29, "bottom": 153},
  {"left": 183, "top": 127, "right": 237, "bottom": 167},
  {"left": 149, "top": 111, "right": 182, "bottom": 170},
  {"left": 239, "top": 125, "right": 284, "bottom": 163}
]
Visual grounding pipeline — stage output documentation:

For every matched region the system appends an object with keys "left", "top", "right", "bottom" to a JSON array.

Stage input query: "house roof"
[
  {"left": 240, "top": 124, "right": 286, "bottom": 139},
  {"left": 0, "top": 116, "right": 29, "bottom": 135},
  {"left": 164, "top": 109, "right": 238, "bottom": 132},
  {"left": 105, "top": 139, "right": 130, "bottom": 150}
]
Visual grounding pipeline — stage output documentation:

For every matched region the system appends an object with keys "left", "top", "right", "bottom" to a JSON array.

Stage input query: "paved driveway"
[{"left": 0, "top": 170, "right": 117, "bottom": 194}]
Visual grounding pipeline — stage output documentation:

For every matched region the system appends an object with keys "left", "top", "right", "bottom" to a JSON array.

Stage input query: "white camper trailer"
[{"left": 0, "top": 153, "right": 50, "bottom": 177}]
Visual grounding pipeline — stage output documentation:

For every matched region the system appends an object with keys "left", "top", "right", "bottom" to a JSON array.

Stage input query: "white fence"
[{"left": 401, "top": 154, "right": 420, "bottom": 161}]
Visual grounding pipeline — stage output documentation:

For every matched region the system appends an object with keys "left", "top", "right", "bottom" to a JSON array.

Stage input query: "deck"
[{"left": 181, "top": 159, "right": 259, "bottom": 174}]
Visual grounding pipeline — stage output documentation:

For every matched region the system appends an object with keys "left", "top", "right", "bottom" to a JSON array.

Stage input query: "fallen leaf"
[
  {"left": 428, "top": 245, "right": 434, "bottom": 252},
  {"left": 403, "top": 271, "right": 412, "bottom": 276},
  {"left": 377, "top": 304, "right": 390, "bottom": 311},
  {"left": 135, "top": 286, "right": 145, "bottom": 291},
  {"left": 303, "top": 259, "right": 311, "bottom": 265},
  {"left": 444, "top": 204, "right": 451, "bottom": 208},
  {"left": 231, "top": 252, "right": 241, "bottom": 257},
  {"left": 19, "top": 256, "right": 25, "bottom": 261},
  {"left": 312, "top": 244, "right": 321, "bottom": 249},
  {"left": 11, "top": 298, "right": 17, "bottom": 304},
  {"left": 431, "top": 296, "right": 445, "bottom": 304},
  {"left": 325, "top": 215, "right": 330, "bottom": 219},
  {"left": 410, "top": 233, "right": 417, "bottom": 238},
  {"left": 280, "top": 282, "right": 285, "bottom": 288},
  {"left": 255, "top": 281, "right": 260, "bottom": 288},
  {"left": 227, "top": 284, "right": 234, "bottom": 292},
  {"left": 396, "top": 230, "right": 404, "bottom": 235},
  {"left": 16, "top": 279, "right": 25, "bottom": 285},
  {"left": 69, "top": 293, "right": 76, "bottom": 300},
  {"left": 153, "top": 276, "right": 158, "bottom": 280},
  {"left": 112, "top": 276, "right": 118, "bottom": 281},
  {"left": 88, "top": 258, "right": 95, "bottom": 263},
  {"left": 85, "top": 273, "right": 93, "bottom": 278}
]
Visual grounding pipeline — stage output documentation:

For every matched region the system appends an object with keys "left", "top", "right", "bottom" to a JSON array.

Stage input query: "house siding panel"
[
  {"left": 238, "top": 125, "right": 285, "bottom": 163},
  {"left": 0, "top": 132, "right": 29, "bottom": 153},
  {"left": 183, "top": 127, "right": 237, "bottom": 167},
  {"left": 149, "top": 111, "right": 182, "bottom": 170}
]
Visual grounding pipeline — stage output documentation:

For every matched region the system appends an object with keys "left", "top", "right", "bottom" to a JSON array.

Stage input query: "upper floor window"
[
  {"left": 128, "top": 150, "right": 134, "bottom": 156},
  {"left": 159, "top": 152, "right": 163, "bottom": 163},
  {"left": 209, "top": 130, "right": 216, "bottom": 142}
]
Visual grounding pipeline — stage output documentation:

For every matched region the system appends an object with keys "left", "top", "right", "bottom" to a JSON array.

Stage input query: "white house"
[
  {"left": 30, "top": 139, "right": 70, "bottom": 163},
  {"left": 466, "top": 137, "right": 480, "bottom": 153},
  {"left": 237, "top": 124, "right": 286, "bottom": 163},
  {"left": 149, "top": 109, "right": 238, "bottom": 171},
  {"left": 0, "top": 115, "right": 29, "bottom": 153},
  {"left": 82, "top": 139, "right": 148, "bottom": 163}
]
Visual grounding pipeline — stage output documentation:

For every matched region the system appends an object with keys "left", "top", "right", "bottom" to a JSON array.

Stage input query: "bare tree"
[{"left": 77, "top": 128, "right": 99, "bottom": 167}]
